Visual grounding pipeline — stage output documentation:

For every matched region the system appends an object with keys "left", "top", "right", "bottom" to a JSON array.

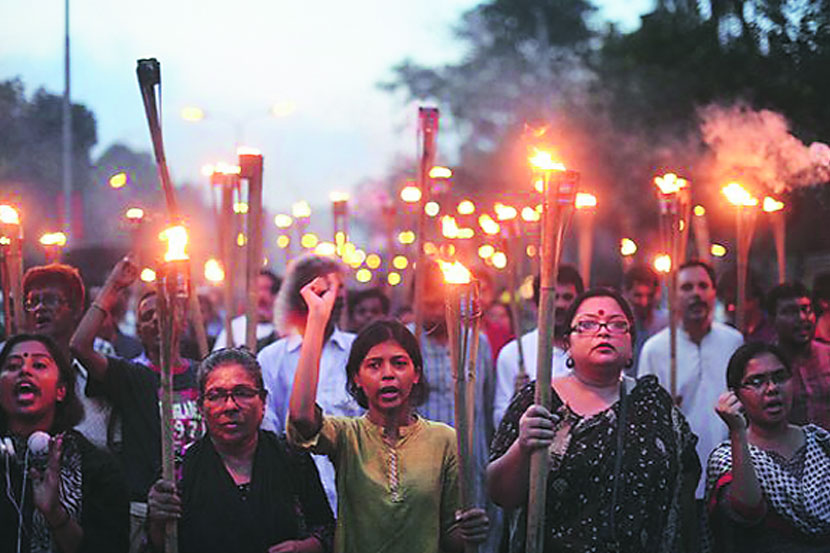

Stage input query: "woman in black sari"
[
  {"left": 148, "top": 348, "right": 334, "bottom": 553},
  {"left": 487, "top": 289, "right": 700, "bottom": 552}
]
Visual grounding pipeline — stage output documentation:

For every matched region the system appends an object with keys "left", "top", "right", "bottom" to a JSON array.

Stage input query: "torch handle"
[
  {"left": 413, "top": 108, "right": 439, "bottom": 346},
  {"left": 244, "top": 162, "right": 265, "bottom": 352},
  {"left": 773, "top": 213, "right": 786, "bottom": 284},
  {"left": 507, "top": 232, "right": 526, "bottom": 376},
  {"left": 220, "top": 185, "right": 236, "bottom": 346}
]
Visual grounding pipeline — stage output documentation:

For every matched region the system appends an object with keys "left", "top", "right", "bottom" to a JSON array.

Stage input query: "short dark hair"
[
  {"left": 766, "top": 281, "right": 811, "bottom": 317},
  {"left": 563, "top": 288, "right": 637, "bottom": 347},
  {"left": 812, "top": 272, "right": 830, "bottom": 315},
  {"left": 23, "top": 264, "right": 86, "bottom": 311},
  {"left": 275, "top": 254, "right": 345, "bottom": 334},
  {"left": 348, "top": 288, "right": 390, "bottom": 319},
  {"left": 197, "top": 348, "right": 266, "bottom": 404},
  {"left": 0, "top": 334, "right": 84, "bottom": 433},
  {"left": 726, "top": 342, "right": 792, "bottom": 390},
  {"left": 677, "top": 260, "right": 717, "bottom": 291},
  {"left": 623, "top": 264, "right": 659, "bottom": 291},
  {"left": 345, "top": 319, "right": 428, "bottom": 409},
  {"left": 532, "top": 264, "right": 585, "bottom": 306},
  {"left": 258, "top": 269, "right": 282, "bottom": 295}
]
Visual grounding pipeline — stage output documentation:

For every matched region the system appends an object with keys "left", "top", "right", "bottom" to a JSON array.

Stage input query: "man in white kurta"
[{"left": 638, "top": 261, "right": 743, "bottom": 498}]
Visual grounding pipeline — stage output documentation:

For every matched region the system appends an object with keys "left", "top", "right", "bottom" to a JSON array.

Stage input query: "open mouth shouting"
[
  {"left": 378, "top": 386, "right": 400, "bottom": 402},
  {"left": 13, "top": 380, "right": 40, "bottom": 405}
]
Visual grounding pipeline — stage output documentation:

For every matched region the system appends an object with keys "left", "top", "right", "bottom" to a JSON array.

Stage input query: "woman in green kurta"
[{"left": 287, "top": 274, "right": 489, "bottom": 553}]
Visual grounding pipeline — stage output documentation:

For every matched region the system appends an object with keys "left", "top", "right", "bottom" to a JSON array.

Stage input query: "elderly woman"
[
  {"left": 148, "top": 348, "right": 334, "bottom": 553},
  {"left": 705, "top": 343, "right": 830, "bottom": 552},
  {"left": 487, "top": 289, "right": 700, "bottom": 552},
  {"left": 0, "top": 334, "right": 128, "bottom": 553}
]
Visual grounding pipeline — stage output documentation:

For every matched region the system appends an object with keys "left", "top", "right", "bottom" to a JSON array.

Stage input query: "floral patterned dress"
[{"left": 490, "top": 375, "right": 700, "bottom": 553}]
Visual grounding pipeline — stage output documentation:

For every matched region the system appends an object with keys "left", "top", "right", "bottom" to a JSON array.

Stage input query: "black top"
[
  {"left": 92, "top": 356, "right": 202, "bottom": 501},
  {"left": 0, "top": 430, "right": 129, "bottom": 553},
  {"left": 490, "top": 375, "right": 700, "bottom": 553},
  {"left": 179, "top": 430, "right": 335, "bottom": 553}
]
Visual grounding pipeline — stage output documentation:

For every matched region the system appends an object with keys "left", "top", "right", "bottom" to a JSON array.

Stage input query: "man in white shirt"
[
  {"left": 257, "top": 255, "right": 362, "bottom": 511},
  {"left": 212, "top": 269, "right": 281, "bottom": 351},
  {"left": 639, "top": 260, "right": 743, "bottom": 498},
  {"left": 493, "top": 265, "right": 583, "bottom": 429}
]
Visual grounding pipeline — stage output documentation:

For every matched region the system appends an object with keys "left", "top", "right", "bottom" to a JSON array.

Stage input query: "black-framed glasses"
[
  {"left": 24, "top": 292, "right": 68, "bottom": 312},
  {"left": 203, "top": 386, "right": 264, "bottom": 406},
  {"left": 570, "top": 319, "right": 630, "bottom": 335},
  {"left": 740, "top": 369, "right": 792, "bottom": 391}
]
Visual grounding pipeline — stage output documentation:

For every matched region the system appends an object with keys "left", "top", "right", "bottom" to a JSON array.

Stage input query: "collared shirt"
[
  {"left": 638, "top": 322, "right": 743, "bottom": 498},
  {"left": 257, "top": 328, "right": 363, "bottom": 511},
  {"left": 788, "top": 340, "right": 830, "bottom": 430},
  {"left": 212, "top": 314, "right": 276, "bottom": 350},
  {"left": 493, "top": 328, "right": 568, "bottom": 429}
]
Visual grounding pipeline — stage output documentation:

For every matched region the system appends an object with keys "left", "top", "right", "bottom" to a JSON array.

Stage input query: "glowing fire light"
[
  {"left": 491, "top": 252, "right": 507, "bottom": 269},
  {"left": 356, "top": 268, "right": 372, "bottom": 283},
  {"left": 109, "top": 172, "right": 128, "bottom": 189},
  {"left": 438, "top": 260, "right": 472, "bottom": 284},
  {"left": 526, "top": 244, "right": 537, "bottom": 257},
  {"left": 711, "top": 243, "right": 727, "bottom": 257},
  {"left": 159, "top": 225, "right": 190, "bottom": 262},
  {"left": 620, "top": 238, "right": 637, "bottom": 257},
  {"left": 214, "top": 162, "right": 241, "bottom": 175},
  {"left": 763, "top": 196, "right": 784, "bottom": 213},
  {"left": 277, "top": 235, "right": 290, "bottom": 248},
  {"left": 0, "top": 205, "right": 20, "bottom": 225},
  {"left": 204, "top": 259, "right": 225, "bottom": 283},
  {"left": 388, "top": 272, "right": 402, "bottom": 286},
  {"left": 398, "top": 230, "right": 416, "bottom": 245},
  {"left": 201, "top": 164, "right": 215, "bottom": 177},
  {"left": 315, "top": 242, "right": 337, "bottom": 256},
  {"left": 654, "top": 173, "right": 688, "bottom": 195},
  {"left": 494, "top": 203, "right": 518, "bottom": 221},
  {"left": 292, "top": 201, "right": 312, "bottom": 219},
  {"left": 140, "top": 268, "right": 157, "bottom": 282},
  {"left": 301, "top": 233, "right": 318, "bottom": 248},
  {"left": 237, "top": 233, "right": 247, "bottom": 247},
  {"left": 429, "top": 166, "right": 452, "bottom": 179},
  {"left": 521, "top": 207, "right": 540, "bottom": 222},
  {"left": 39, "top": 232, "right": 67, "bottom": 247},
  {"left": 478, "top": 214, "right": 500, "bottom": 235},
  {"left": 425, "top": 202, "right": 440, "bottom": 217},
  {"left": 329, "top": 191, "right": 350, "bottom": 203},
  {"left": 125, "top": 207, "right": 145, "bottom": 221},
  {"left": 366, "top": 254, "right": 382, "bottom": 269},
  {"left": 575, "top": 193, "right": 597, "bottom": 210},
  {"left": 393, "top": 255, "right": 409, "bottom": 270},
  {"left": 653, "top": 254, "right": 672, "bottom": 274},
  {"left": 534, "top": 178, "right": 544, "bottom": 193},
  {"left": 181, "top": 106, "right": 205, "bottom": 122},
  {"left": 693, "top": 205, "right": 706, "bottom": 217},
  {"left": 400, "top": 185, "right": 422, "bottom": 203},
  {"left": 478, "top": 244, "right": 495, "bottom": 259},
  {"left": 721, "top": 182, "right": 758, "bottom": 207},
  {"left": 528, "top": 149, "right": 566, "bottom": 172},
  {"left": 457, "top": 228, "right": 475, "bottom": 239},
  {"left": 441, "top": 216, "right": 460, "bottom": 239},
  {"left": 457, "top": 200, "right": 475, "bottom": 215},
  {"left": 233, "top": 202, "right": 249, "bottom": 214},
  {"left": 274, "top": 214, "right": 293, "bottom": 228}
]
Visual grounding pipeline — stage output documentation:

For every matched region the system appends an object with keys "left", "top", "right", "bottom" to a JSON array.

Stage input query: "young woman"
[
  {"left": 706, "top": 343, "right": 830, "bottom": 552},
  {"left": 288, "top": 274, "right": 489, "bottom": 553},
  {"left": 0, "top": 334, "right": 128, "bottom": 553}
]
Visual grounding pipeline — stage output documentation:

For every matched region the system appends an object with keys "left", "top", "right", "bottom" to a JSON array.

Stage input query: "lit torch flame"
[
  {"left": 39, "top": 232, "right": 67, "bottom": 247},
  {"left": 204, "top": 258, "right": 225, "bottom": 283},
  {"left": 214, "top": 162, "right": 241, "bottom": 175},
  {"left": 159, "top": 225, "right": 189, "bottom": 262},
  {"left": 721, "top": 182, "right": 758, "bottom": 207},
  {"left": 441, "top": 216, "right": 460, "bottom": 239},
  {"left": 0, "top": 205, "right": 20, "bottom": 225},
  {"left": 494, "top": 203, "right": 517, "bottom": 221},
  {"left": 438, "top": 260, "right": 472, "bottom": 284},
  {"left": 125, "top": 207, "right": 145, "bottom": 221},
  {"left": 478, "top": 214, "right": 500, "bottom": 235},
  {"left": 762, "top": 196, "right": 784, "bottom": 213},
  {"left": 528, "top": 149, "right": 566, "bottom": 172},
  {"left": 329, "top": 191, "right": 350, "bottom": 203},
  {"left": 575, "top": 192, "right": 597, "bottom": 210},
  {"left": 620, "top": 238, "right": 637, "bottom": 257},
  {"left": 429, "top": 166, "right": 453, "bottom": 179},
  {"left": 654, "top": 254, "right": 672, "bottom": 274},
  {"left": 654, "top": 173, "right": 688, "bottom": 195}
]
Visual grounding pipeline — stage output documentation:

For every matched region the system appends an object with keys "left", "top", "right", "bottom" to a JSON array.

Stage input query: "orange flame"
[
  {"left": 653, "top": 254, "right": 672, "bottom": 274},
  {"left": 494, "top": 202, "right": 518, "bottom": 221},
  {"left": 654, "top": 173, "right": 688, "bottom": 195},
  {"left": 0, "top": 205, "right": 20, "bottom": 225},
  {"left": 721, "top": 182, "right": 758, "bottom": 207},
  {"left": 400, "top": 185, "right": 422, "bottom": 203},
  {"left": 441, "top": 216, "right": 460, "bottom": 239},
  {"left": 438, "top": 260, "right": 472, "bottom": 284},
  {"left": 529, "top": 149, "right": 566, "bottom": 172},
  {"left": 39, "top": 232, "right": 67, "bottom": 247},
  {"left": 159, "top": 225, "right": 189, "bottom": 262},
  {"left": 620, "top": 238, "right": 637, "bottom": 256},
  {"left": 478, "top": 214, "right": 500, "bottom": 235},
  {"left": 762, "top": 196, "right": 784, "bottom": 213},
  {"left": 575, "top": 192, "right": 598, "bottom": 209}
]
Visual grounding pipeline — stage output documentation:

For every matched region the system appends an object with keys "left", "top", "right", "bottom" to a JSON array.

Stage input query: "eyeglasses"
[
  {"left": 203, "top": 386, "right": 263, "bottom": 406},
  {"left": 24, "top": 293, "right": 68, "bottom": 312},
  {"left": 740, "top": 369, "right": 792, "bottom": 391},
  {"left": 570, "top": 319, "right": 630, "bottom": 335}
]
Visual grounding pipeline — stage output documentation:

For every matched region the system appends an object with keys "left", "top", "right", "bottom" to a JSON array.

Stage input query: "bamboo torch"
[
  {"left": 763, "top": 196, "right": 786, "bottom": 284},
  {"left": 575, "top": 193, "right": 597, "bottom": 288},
  {"left": 722, "top": 183, "right": 759, "bottom": 334},
  {"left": 525, "top": 150, "right": 577, "bottom": 553},
  {"left": 239, "top": 148, "right": 265, "bottom": 352},
  {"left": 691, "top": 205, "right": 712, "bottom": 265},
  {"left": 0, "top": 205, "right": 22, "bottom": 335},
  {"left": 654, "top": 173, "right": 689, "bottom": 401},
  {"left": 157, "top": 225, "right": 190, "bottom": 553},
  {"left": 212, "top": 164, "right": 241, "bottom": 347},
  {"left": 440, "top": 259, "right": 481, "bottom": 553},
  {"left": 496, "top": 204, "right": 527, "bottom": 379},
  {"left": 413, "top": 107, "right": 439, "bottom": 345},
  {"left": 620, "top": 238, "right": 637, "bottom": 271},
  {"left": 39, "top": 232, "right": 67, "bottom": 264}
]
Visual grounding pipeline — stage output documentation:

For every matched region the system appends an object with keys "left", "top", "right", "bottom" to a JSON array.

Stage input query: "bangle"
[
  {"left": 49, "top": 507, "right": 72, "bottom": 531},
  {"left": 91, "top": 303, "right": 109, "bottom": 317}
]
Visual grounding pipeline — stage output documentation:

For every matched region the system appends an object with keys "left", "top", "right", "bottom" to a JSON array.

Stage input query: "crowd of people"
[{"left": 2, "top": 251, "right": 830, "bottom": 552}]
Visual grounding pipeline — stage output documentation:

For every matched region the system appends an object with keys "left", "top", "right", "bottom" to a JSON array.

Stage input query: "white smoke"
[{"left": 699, "top": 103, "right": 830, "bottom": 194}]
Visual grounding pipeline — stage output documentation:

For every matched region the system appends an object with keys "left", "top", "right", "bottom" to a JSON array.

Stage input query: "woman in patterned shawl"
[
  {"left": 487, "top": 288, "right": 700, "bottom": 552},
  {"left": 705, "top": 342, "right": 830, "bottom": 552},
  {"left": 0, "top": 334, "right": 128, "bottom": 553}
]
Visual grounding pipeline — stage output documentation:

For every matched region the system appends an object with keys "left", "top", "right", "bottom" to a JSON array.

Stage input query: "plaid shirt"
[{"left": 789, "top": 340, "right": 830, "bottom": 431}]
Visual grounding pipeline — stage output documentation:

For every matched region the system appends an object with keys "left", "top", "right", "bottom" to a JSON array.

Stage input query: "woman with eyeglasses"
[
  {"left": 487, "top": 288, "right": 700, "bottom": 552},
  {"left": 704, "top": 343, "right": 830, "bottom": 552},
  {"left": 146, "top": 348, "right": 334, "bottom": 553},
  {"left": 0, "top": 334, "right": 129, "bottom": 553}
]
